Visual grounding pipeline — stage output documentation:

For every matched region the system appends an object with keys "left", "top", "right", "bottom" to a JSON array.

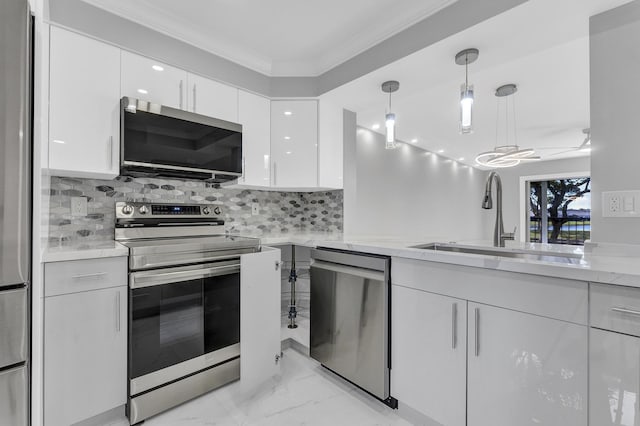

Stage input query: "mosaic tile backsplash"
[{"left": 46, "top": 176, "right": 343, "bottom": 246}]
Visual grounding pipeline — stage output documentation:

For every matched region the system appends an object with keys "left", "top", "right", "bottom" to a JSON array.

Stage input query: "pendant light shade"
[
  {"left": 475, "top": 84, "right": 540, "bottom": 168},
  {"left": 455, "top": 48, "right": 479, "bottom": 134},
  {"left": 381, "top": 80, "right": 399, "bottom": 149}
]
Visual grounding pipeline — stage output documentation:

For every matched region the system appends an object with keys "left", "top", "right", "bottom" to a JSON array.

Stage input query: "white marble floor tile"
[{"left": 110, "top": 349, "right": 411, "bottom": 426}]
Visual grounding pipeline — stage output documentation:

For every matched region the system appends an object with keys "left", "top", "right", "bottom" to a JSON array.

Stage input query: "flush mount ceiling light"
[
  {"left": 381, "top": 80, "right": 400, "bottom": 149},
  {"left": 475, "top": 84, "right": 540, "bottom": 168},
  {"left": 455, "top": 48, "right": 479, "bottom": 134}
]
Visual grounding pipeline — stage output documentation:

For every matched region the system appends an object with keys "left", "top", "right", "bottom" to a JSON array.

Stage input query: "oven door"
[{"left": 129, "top": 259, "right": 241, "bottom": 396}]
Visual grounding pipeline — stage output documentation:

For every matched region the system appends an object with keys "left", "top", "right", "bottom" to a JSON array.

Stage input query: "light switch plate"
[
  {"left": 602, "top": 190, "right": 640, "bottom": 217},
  {"left": 251, "top": 203, "right": 260, "bottom": 216}
]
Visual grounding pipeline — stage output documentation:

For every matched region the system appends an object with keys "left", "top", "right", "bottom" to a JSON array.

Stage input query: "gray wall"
[
  {"left": 590, "top": 1, "right": 640, "bottom": 244},
  {"left": 497, "top": 157, "right": 590, "bottom": 242},
  {"left": 344, "top": 127, "right": 491, "bottom": 242}
]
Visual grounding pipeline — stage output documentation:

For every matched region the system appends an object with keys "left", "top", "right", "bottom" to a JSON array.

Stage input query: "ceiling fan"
[{"left": 535, "top": 128, "right": 591, "bottom": 158}]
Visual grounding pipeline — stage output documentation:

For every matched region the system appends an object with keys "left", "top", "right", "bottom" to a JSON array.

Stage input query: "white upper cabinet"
[
  {"left": 238, "top": 90, "right": 271, "bottom": 187},
  {"left": 467, "top": 302, "right": 588, "bottom": 426},
  {"left": 270, "top": 100, "right": 318, "bottom": 188},
  {"left": 187, "top": 73, "right": 238, "bottom": 122},
  {"left": 121, "top": 51, "right": 187, "bottom": 109},
  {"left": 318, "top": 98, "right": 344, "bottom": 189},
  {"left": 48, "top": 27, "right": 121, "bottom": 179}
]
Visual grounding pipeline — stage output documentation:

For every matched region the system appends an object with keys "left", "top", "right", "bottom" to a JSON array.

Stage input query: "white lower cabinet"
[
  {"left": 240, "top": 247, "right": 281, "bottom": 389},
  {"left": 590, "top": 328, "right": 640, "bottom": 426},
  {"left": 44, "top": 258, "right": 127, "bottom": 426},
  {"left": 391, "top": 285, "right": 466, "bottom": 426},
  {"left": 467, "top": 302, "right": 588, "bottom": 426}
]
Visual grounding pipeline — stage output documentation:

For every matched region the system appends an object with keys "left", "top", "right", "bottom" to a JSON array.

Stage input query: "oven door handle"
[{"left": 130, "top": 263, "right": 240, "bottom": 289}]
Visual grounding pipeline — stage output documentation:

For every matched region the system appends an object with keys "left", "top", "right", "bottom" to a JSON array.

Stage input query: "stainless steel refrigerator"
[{"left": 0, "top": 0, "right": 32, "bottom": 424}]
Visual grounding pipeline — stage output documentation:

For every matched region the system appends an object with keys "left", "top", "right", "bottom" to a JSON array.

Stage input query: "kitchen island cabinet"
[{"left": 391, "top": 257, "right": 589, "bottom": 426}]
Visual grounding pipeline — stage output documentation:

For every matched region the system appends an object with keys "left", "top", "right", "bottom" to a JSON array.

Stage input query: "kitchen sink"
[{"left": 411, "top": 243, "right": 585, "bottom": 265}]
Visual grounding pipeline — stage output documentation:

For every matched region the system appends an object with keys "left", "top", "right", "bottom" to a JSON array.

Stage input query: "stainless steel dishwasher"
[{"left": 310, "top": 248, "right": 396, "bottom": 408}]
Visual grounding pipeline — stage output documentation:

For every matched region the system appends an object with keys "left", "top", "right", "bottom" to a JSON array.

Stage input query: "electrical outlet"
[
  {"left": 610, "top": 194, "right": 621, "bottom": 213},
  {"left": 71, "top": 196, "right": 87, "bottom": 217},
  {"left": 603, "top": 190, "right": 640, "bottom": 217},
  {"left": 251, "top": 203, "right": 260, "bottom": 216}
]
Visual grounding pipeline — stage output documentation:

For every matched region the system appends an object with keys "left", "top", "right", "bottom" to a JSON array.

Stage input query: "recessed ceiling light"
[
  {"left": 458, "top": 157, "right": 465, "bottom": 161},
  {"left": 137, "top": 89, "right": 148, "bottom": 94},
  {"left": 53, "top": 139, "right": 65, "bottom": 144},
  {"left": 286, "top": 151, "right": 292, "bottom": 154},
  {"left": 411, "top": 139, "right": 418, "bottom": 143},
  {"left": 151, "top": 65, "right": 164, "bottom": 72},
  {"left": 284, "top": 136, "right": 291, "bottom": 140},
  {"left": 438, "top": 149, "right": 445, "bottom": 153},
  {"left": 284, "top": 111, "right": 293, "bottom": 116},
  {"left": 372, "top": 123, "right": 380, "bottom": 130}
]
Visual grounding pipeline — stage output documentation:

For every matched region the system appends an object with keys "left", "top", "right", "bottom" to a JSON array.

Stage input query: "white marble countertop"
[
  {"left": 42, "top": 241, "right": 129, "bottom": 263},
  {"left": 260, "top": 233, "right": 640, "bottom": 288},
  {"left": 41, "top": 231, "right": 640, "bottom": 288}
]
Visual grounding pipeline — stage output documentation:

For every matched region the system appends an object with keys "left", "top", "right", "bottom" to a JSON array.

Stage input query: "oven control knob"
[
  {"left": 138, "top": 205, "right": 149, "bottom": 215},
  {"left": 121, "top": 205, "right": 134, "bottom": 215},
  {"left": 202, "top": 207, "right": 211, "bottom": 215},
  {"left": 213, "top": 207, "right": 222, "bottom": 215}
]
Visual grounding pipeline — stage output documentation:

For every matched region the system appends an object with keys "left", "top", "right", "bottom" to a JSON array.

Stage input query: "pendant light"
[
  {"left": 475, "top": 84, "right": 540, "bottom": 168},
  {"left": 381, "top": 80, "right": 399, "bottom": 149},
  {"left": 455, "top": 48, "right": 479, "bottom": 134}
]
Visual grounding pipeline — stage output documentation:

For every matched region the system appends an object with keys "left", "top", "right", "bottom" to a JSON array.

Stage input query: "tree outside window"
[{"left": 529, "top": 177, "right": 591, "bottom": 245}]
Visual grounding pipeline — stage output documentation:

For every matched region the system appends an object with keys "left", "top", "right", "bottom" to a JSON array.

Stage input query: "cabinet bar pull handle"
[
  {"left": 179, "top": 80, "right": 184, "bottom": 109},
  {"left": 452, "top": 303, "right": 457, "bottom": 349},
  {"left": 115, "top": 291, "right": 121, "bottom": 332},
  {"left": 273, "top": 162, "right": 277, "bottom": 186},
  {"left": 474, "top": 307, "right": 480, "bottom": 357},
  {"left": 72, "top": 272, "right": 106, "bottom": 280},
  {"left": 242, "top": 157, "right": 246, "bottom": 182},
  {"left": 193, "top": 83, "right": 196, "bottom": 112},
  {"left": 107, "top": 136, "right": 113, "bottom": 170},
  {"left": 611, "top": 307, "right": 640, "bottom": 317}
]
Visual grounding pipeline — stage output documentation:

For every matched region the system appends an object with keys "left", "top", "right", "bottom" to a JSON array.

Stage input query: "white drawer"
[
  {"left": 591, "top": 283, "right": 640, "bottom": 337},
  {"left": 45, "top": 257, "right": 127, "bottom": 297}
]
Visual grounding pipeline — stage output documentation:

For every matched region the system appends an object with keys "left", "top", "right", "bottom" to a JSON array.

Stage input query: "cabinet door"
[
  {"left": 318, "top": 98, "right": 343, "bottom": 189},
  {"left": 187, "top": 73, "right": 238, "bottom": 122},
  {"left": 271, "top": 100, "right": 318, "bottom": 188},
  {"left": 240, "top": 247, "right": 281, "bottom": 390},
  {"left": 44, "top": 286, "right": 127, "bottom": 426},
  {"left": 238, "top": 90, "right": 271, "bottom": 187},
  {"left": 590, "top": 328, "right": 640, "bottom": 426},
  {"left": 121, "top": 51, "right": 187, "bottom": 109},
  {"left": 391, "top": 285, "right": 466, "bottom": 426},
  {"left": 467, "top": 303, "right": 588, "bottom": 426},
  {"left": 49, "top": 27, "right": 120, "bottom": 179}
]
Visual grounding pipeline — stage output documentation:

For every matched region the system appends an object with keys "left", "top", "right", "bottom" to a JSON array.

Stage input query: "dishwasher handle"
[{"left": 311, "top": 260, "right": 385, "bottom": 282}]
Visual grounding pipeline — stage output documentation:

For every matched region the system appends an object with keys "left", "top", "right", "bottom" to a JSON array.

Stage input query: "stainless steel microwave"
[{"left": 120, "top": 97, "right": 242, "bottom": 182}]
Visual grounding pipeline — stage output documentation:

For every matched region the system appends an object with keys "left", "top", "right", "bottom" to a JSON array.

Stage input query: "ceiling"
[
  {"left": 322, "top": 0, "right": 633, "bottom": 168},
  {"left": 79, "top": 0, "right": 457, "bottom": 76}
]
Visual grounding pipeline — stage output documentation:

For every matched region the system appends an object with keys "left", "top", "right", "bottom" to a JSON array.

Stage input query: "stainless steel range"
[{"left": 115, "top": 202, "right": 260, "bottom": 424}]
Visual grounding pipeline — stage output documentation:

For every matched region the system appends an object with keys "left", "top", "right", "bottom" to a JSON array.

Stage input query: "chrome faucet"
[{"left": 482, "top": 171, "right": 515, "bottom": 247}]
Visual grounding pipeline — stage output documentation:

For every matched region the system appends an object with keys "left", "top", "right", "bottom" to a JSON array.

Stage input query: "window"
[{"left": 527, "top": 176, "right": 591, "bottom": 245}]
